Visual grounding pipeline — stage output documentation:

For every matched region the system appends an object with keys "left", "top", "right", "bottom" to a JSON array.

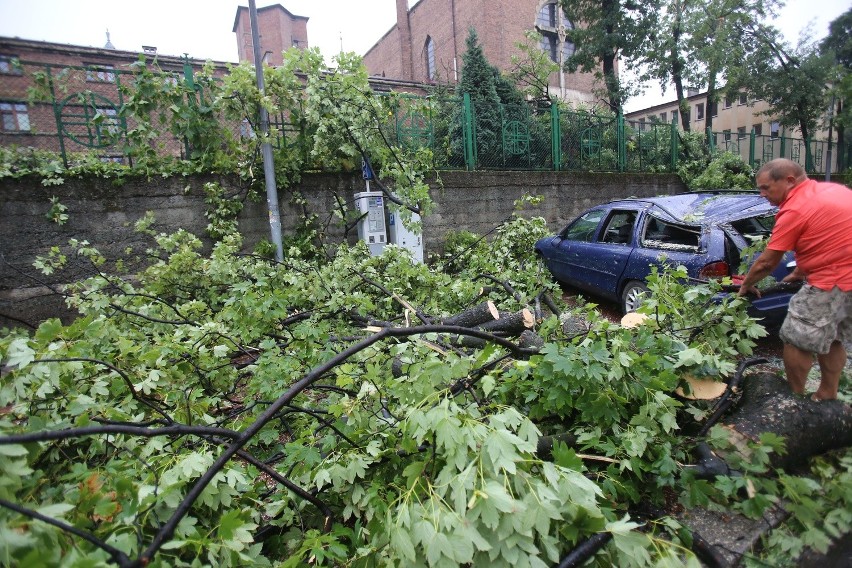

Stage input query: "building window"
[
  {"left": 724, "top": 96, "right": 732, "bottom": 108},
  {"left": 671, "top": 110, "right": 678, "bottom": 123},
  {"left": 638, "top": 117, "right": 646, "bottom": 131},
  {"left": 0, "top": 54, "right": 22, "bottom": 75},
  {"left": 0, "top": 101, "right": 30, "bottom": 131},
  {"left": 536, "top": 2, "right": 574, "bottom": 64},
  {"left": 95, "top": 107, "right": 120, "bottom": 137},
  {"left": 752, "top": 124, "right": 762, "bottom": 136},
  {"left": 659, "top": 112, "right": 667, "bottom": 122},
  {"left": 723, "top": 129, "right": 731, "bottom": 142},
  {"left": 86, "top": 64, "right": 115, "bottom": 83},
  {"left": 738, "top": 93, "right": 747, "bottom": 105},
  {"left": 710, "top": 102, "right": 718, "bottom": 117},
  {"left": 425, "top": 36, "right": 435, "bottom": 81},
  {"left": 770, "top": 121, "right": 780, "bottom": 138},
  {"left": 737, "top": 126, "right": 747, "bottom": 139},
  {"left": 696, "top": 103, "right": 705, "bottom": 121}
]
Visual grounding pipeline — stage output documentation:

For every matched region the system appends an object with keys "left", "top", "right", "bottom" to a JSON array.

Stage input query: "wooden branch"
[
  {"left": 438, "top": 301, "right": 499, "bottom": 327},
  {"left": 477, "top": 309, "right": 535, "bottom": 335},
  {"left": 476, "top": 274, "right": 522, "bottom": 303}
]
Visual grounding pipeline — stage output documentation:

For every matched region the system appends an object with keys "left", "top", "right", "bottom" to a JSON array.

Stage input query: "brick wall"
[
  {"left": 233, "top": 5, "right": 309, "bottom": 65},
  {"left": 0, "top": 170, "right": 685, "bottom": 326},
  {"left": 363, "top": 0, "right": 599, "bottom": 102}
]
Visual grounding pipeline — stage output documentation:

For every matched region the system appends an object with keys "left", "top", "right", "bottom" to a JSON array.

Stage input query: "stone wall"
[{"left": 0, "top": 170, "right": 685, "bottom": 326}]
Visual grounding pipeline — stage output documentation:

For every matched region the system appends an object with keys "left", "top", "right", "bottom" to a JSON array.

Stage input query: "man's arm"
[
  {"left": 782, "top": 264, "right": 806, "bottom": 282},
  {"left": 737, "top": 248, "right": 786, "bottom": 297}
]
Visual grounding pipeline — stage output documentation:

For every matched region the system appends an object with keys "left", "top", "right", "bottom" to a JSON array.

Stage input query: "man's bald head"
[{"left": 757, "top": 158, "right": 807, "bottom": 183}]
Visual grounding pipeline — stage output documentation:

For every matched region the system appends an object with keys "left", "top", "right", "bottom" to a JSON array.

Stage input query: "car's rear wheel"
[{"left": 621, "top": 281, "right": 650, "bottom": 314}]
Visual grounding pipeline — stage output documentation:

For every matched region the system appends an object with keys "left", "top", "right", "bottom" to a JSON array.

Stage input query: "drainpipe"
[
  {"left": 396, "top": 0, "right": 413, "bottom": 80},
  {"left": 451, "top": 0, "right": 459, "bottom": 82}
]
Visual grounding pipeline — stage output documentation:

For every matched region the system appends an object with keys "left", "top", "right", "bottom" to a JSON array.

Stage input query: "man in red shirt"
[{"left": 738, "top": 158, "right": 852, "bottom": 401}]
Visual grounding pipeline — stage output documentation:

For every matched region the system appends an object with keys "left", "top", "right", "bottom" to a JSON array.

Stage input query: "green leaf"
[
  {"left": 35, "top": 503, "right": 75, "bottom": 518},
  {"left": 5, "top": 338, "right": 35, "bottom": 369},
  {"left": 0, "top": 444, "right": 29, "bottom": 457}
]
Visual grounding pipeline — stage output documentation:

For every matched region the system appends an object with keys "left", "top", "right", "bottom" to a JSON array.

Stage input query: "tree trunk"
[
  {"left": 719, "top": 372, "right": 852, "bottom": 470},
  {"left": 477, "top": 309, "right": 535, "bottom": 335},
  {"left": 439, "top": 301, "right": 499, "bottom": 327}
]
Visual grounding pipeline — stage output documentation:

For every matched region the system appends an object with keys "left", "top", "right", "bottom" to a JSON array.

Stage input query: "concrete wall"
[{"left": 0, "top": 171, "right": 685, "bottom": 326}]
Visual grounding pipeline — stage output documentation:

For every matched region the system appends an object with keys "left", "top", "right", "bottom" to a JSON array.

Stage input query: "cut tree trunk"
[
  {"left": 720, "top": 372, "right": 852, "bottom": 470},
  {"left": 477, "top": 309, "right": 534, "bottom": 335},
  {"left": 438, "top": 301, "right": 499, "bottom": 327}
]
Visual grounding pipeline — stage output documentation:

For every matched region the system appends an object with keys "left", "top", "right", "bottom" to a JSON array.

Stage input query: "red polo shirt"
[{"left": 767, "top": 178, "right": 852, "bottom": 291}]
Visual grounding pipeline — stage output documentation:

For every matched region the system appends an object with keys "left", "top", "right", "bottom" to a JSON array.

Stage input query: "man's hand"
[
  {"left": 782, "top": 265, "right": 806, "bottom": 283},
  {"left": 738, "top": 284, "right": 762, "bottom": 298},
  {"left": 735, "top": 248, "right": 786, "bottom": 298}
]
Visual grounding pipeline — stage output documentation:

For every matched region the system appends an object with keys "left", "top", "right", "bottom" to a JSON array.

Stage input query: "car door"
[{"left": 548, "top": 207, "right": 638, "bottom": 300}]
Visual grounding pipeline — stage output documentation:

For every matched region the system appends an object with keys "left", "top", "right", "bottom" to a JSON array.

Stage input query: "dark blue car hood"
[{"left": 621, "top": 193, "right": 776, "bottom": 225}]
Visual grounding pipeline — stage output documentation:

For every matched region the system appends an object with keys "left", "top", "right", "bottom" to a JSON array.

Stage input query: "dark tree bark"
[
  {"left": 720, "top": 372, "right": 852, "bottom": 470},
  {"left": 439, "top": 301, "right": 499, "bottom": 327}
]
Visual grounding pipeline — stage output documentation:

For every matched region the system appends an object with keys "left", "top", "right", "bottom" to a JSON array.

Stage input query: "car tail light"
[{"left": 699, "top": 261, "right": 730, "bottom": 279}]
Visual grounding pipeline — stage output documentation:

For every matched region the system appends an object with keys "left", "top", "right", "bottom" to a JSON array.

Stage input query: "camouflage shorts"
[{"left": 779, "top": 284, "right": 852, "bottom": 354}]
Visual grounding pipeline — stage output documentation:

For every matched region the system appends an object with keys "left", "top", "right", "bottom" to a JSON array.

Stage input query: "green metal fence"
[
  {"left": 1, "top": 58, "right": 844, "bottom": 175},
  {"left": 705, "top": 127, "right": 840, "bottom": 173},
  {"left": 380, "top": 94, "right": 841, "bottom": 175},
  {"left": 1, "top": 58, "right": 208, "bottom": 165}
]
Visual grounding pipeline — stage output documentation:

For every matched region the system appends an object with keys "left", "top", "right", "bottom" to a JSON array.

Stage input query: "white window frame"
[{"left": 0, "top": 101, "right": 30, "bottom": 131}]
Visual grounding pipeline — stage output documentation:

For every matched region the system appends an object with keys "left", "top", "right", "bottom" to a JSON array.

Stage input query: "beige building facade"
[
  {"left": 626, "top": 91, "right": 783, "bottom": 140},
  {"left": 626, "top": 91, "right": 839, "bottom": 171}
]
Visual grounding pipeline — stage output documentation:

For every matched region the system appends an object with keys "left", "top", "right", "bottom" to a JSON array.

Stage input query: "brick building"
[
  {"left": 0, "top": 36, "right": 236, "bottom": 157},
  {"left": 232, "top": 3, "right": 309, "bottom": 66},
  {"left": 362, "top": 0, "right": 598, "bottom": 104}
]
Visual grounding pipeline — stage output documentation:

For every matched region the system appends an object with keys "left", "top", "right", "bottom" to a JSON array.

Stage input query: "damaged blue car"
[{"left": 534, "top": 192, "right": 795, "bottom": 326}]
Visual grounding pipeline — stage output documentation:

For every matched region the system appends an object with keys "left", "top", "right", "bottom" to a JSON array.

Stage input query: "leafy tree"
[
  {"left": 727, "top": 19, "right": 834, "bottom": 158},
  {"left": 560, "top": 0, "right": 662, "bottom": 114},
  {"left": 508, "top": 31, "right": 560, "bottom": 103},
  {"left": 641, "top": 0, "right": 781, "bottom": 133},
  {"left": 685, "top": 151, "right": 754, "bottom": 190},
  {"left": 820, "top": 7, "right": 852, "bottom": 171},
  {"left": 1, "top": 199, "right": 850, "bottom": 567}
]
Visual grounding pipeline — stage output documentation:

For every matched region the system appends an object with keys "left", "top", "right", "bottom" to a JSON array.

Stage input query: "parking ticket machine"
[{"left": 354, "top": 191, "right": 386, "bottom": 256}]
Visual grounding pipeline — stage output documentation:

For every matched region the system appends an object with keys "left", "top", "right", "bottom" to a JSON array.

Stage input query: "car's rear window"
[
  {"left": 641, "top": 216, "right": 700, "bottom": 252},
  {"left": 730, "top": 215, "right": 775, "bottom": 240}
]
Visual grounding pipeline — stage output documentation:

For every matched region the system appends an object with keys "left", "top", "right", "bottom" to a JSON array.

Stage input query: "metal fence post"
[
  {"left": 551, "top": 101, "right": 561, "bottom": 171},
  {"left": 617, "top": 113, "right": 626, "bottom": 172},
  {"left": 462, "top": 93, "right": 475, "bottom": 170},
  {"left": 181, "top": 55, "right": 197, "bottom": 159},
  {"left": 670, "top": 118, "right": 678, "bottom": 171},
  {"left": 749, "top": 128, "right": 756, "bottom": 168},
  {"left": 780, "top": 130, "right": 786, "bottom": 158},
  {"left": 42, "top": 66, "right": 69, "bottom": 167},
  {"left": 805, "top": 139, "right": 813, "bottom": 172}
]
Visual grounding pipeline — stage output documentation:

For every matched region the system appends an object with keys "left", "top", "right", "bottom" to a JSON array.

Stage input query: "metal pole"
[
  {"left": 249, "top": 0, "right": 284, "bottom": 262},
  {"left": 825, "top": 93, "right": 836, "bottom": 182}
]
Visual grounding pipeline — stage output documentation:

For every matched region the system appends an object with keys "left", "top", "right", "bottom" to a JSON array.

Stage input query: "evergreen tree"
[{"left": 449, "top": 28, "right": 528, "bottom": 167}]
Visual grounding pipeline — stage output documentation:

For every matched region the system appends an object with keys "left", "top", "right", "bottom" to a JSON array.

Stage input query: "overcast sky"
[{"left": 0, "top": 0, "right": 847, "bottom": 111}]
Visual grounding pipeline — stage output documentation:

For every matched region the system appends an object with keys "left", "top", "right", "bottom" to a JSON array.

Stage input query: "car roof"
[{"left": 610, "top": 192, "right": 776, "bottom": 224}]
